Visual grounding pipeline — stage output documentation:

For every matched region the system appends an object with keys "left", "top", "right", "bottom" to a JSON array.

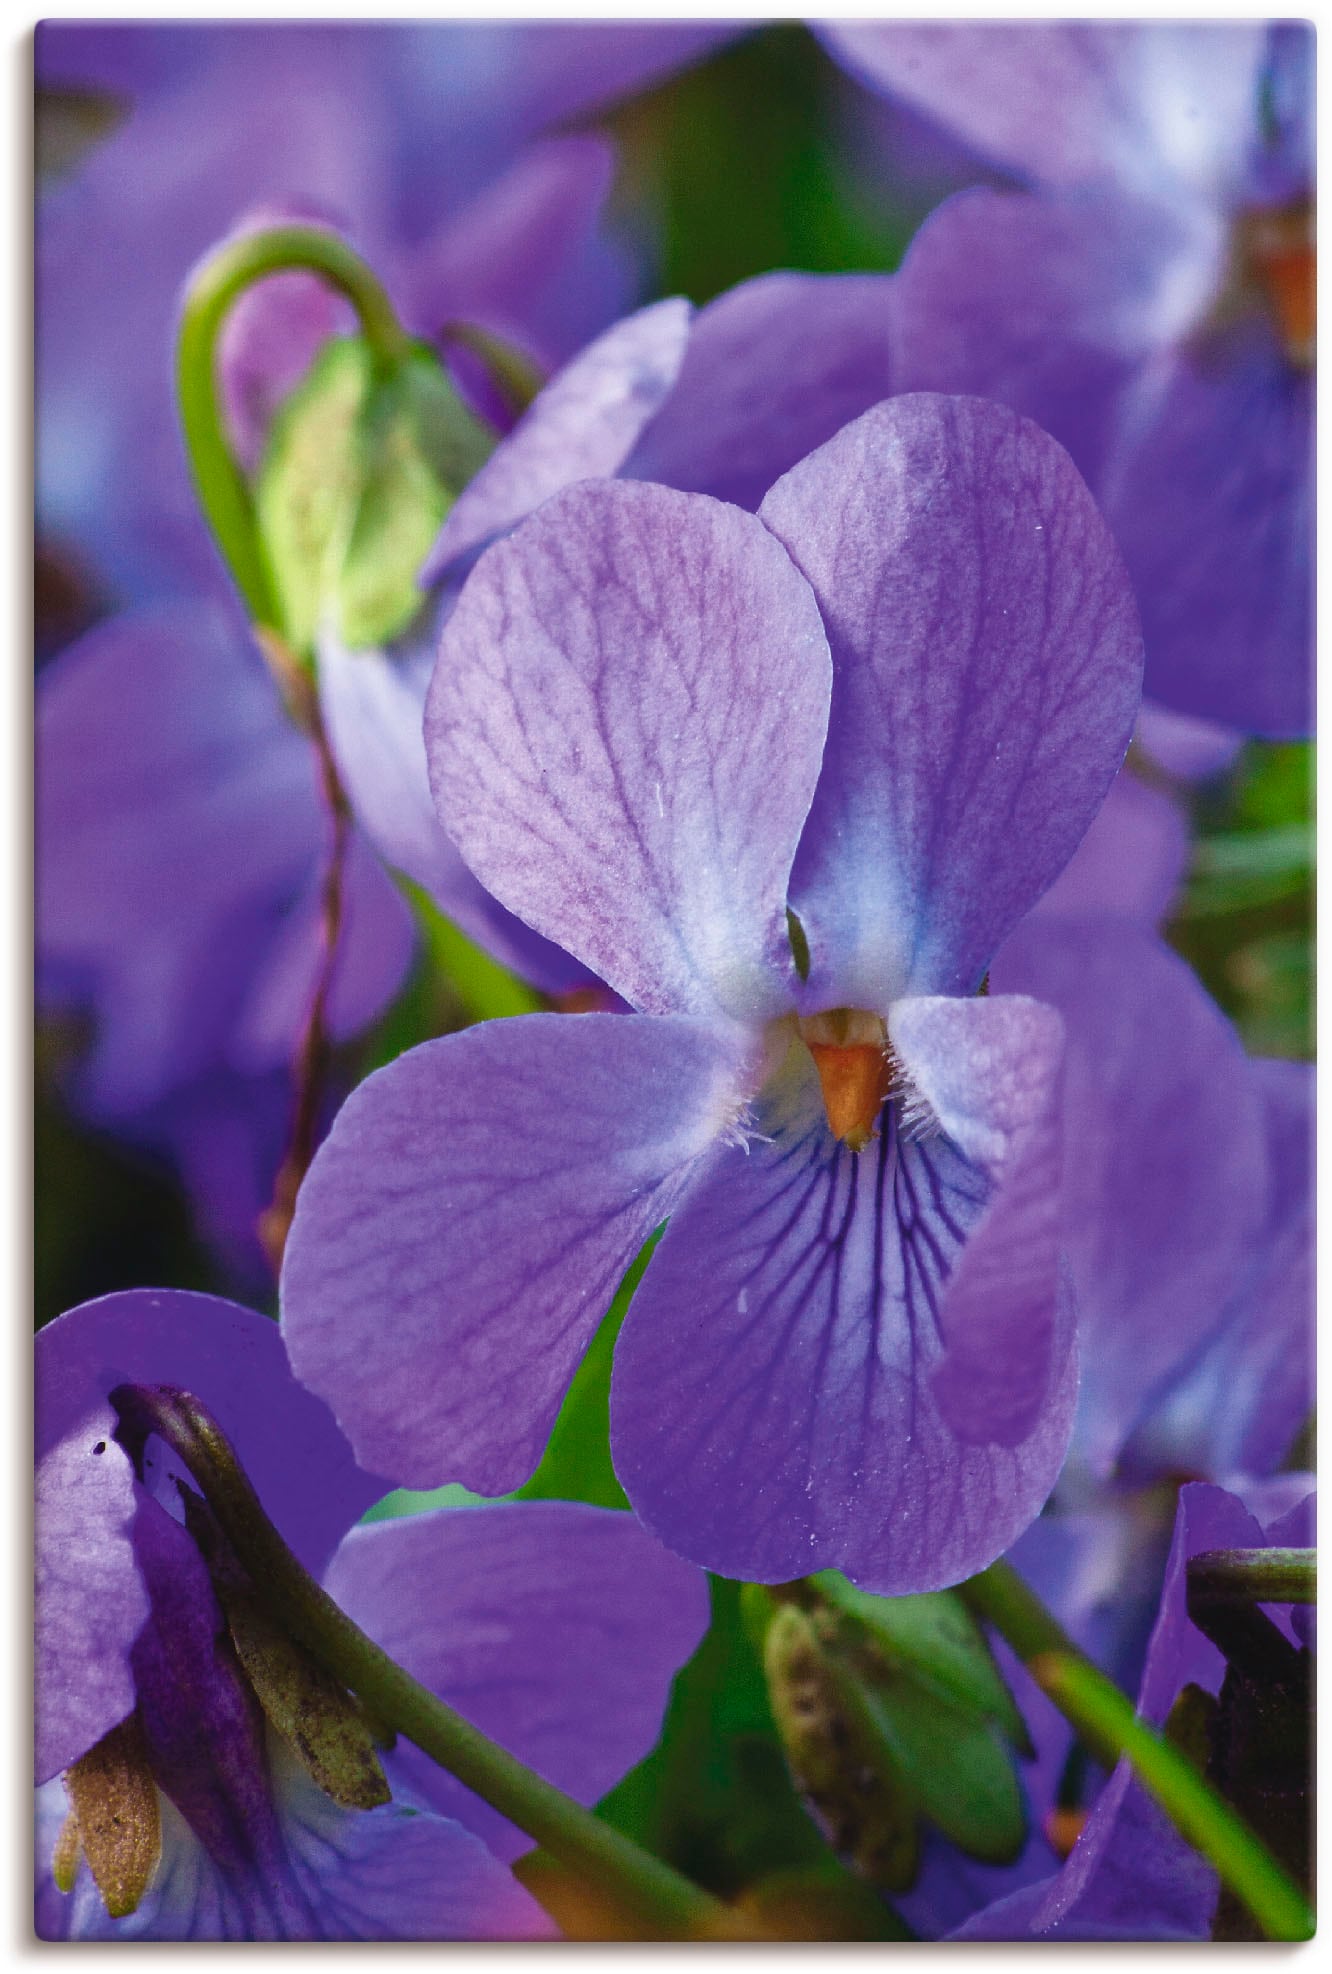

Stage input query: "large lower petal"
[
  {"left": 759, "top": 396, "right": 1142, "bottom": 1008},
  {"left": 427, "top": 479, "right": 831, "bottom": 1024},
  {"left": 325, "top": 1500, "right": 710, "bottom": 1860},
  {"left": 621, "top": 271, "right": 896, "bottom": 513},
  {"left": 611, "top": 995, "right": 1075, "bottom": 1591},
  {"left": 423, "top": 297, "right": 692, "bottom": 579},
  {"left": 281, "top": 1011, "right": 751, "bottom": 1492},
  {"left": 991, "top": 920, "right": 1269, "bottom": 1477}
]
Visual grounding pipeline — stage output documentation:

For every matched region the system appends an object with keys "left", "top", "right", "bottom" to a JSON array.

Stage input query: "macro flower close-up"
[{"left": 34, "top": 13, "right": 1314, "bottom": 1947}]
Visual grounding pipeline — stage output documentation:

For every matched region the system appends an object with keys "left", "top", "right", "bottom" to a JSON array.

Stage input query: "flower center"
[
  {"left": 797, "top": 1007, "right": 891, "bottom": 1152},
  {"left": 1236, "top": 200, "right": 1314, "bottom": 367}
]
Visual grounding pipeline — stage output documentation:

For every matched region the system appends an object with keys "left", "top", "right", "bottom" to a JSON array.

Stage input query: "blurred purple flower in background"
[
  {"left": 35, "top": 1290, "right": 708, "bottom": 1939},
  {"left": 824, "top": 21, "right": 1314, "bottom": 737},
  {"left": 280, "top": 393, "right": 1143, "bottom": 1593}
]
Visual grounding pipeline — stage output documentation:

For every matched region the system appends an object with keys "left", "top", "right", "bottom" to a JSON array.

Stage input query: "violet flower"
[
  {"left": 834, "top": 22, "right": 1313, "bottom": 738},
  {"left": 281, "top": 393, "right": 1143, "bottom": 1592},
  {"left": 36, "top": 1288, "right": 708, "bottom": 1939}
]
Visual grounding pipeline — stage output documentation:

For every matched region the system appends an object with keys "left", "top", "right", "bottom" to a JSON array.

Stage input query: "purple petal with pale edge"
[
  {"left": 403, "top": 135, "right": 629, "bottom": 374},
  {"left": 325, "top": 1501, "right": 710, "bottom": 1860},
  {"left": 1125, "top": 1056, "right": 1313, "bottom": 1485},
  {"left": 1030, "top": 769, "right": 1188, "bottom": 927},
  {"left": 991, "top": 919, "right": 1268, "bottom": 1478},
  {"left": 758, "top": 396, "right": 1142, "bottom": 1008},
  {"left": 816, "top": 23, "right": 1266, "bottom": 202},
  {"left": 427, "top": 480, "right": 831, "bottom": 1023},
  {"left": 36, "top": 1289, "right": 385, "bottom": 1596},
  {"left": 1101, "top": 328, "right": 1313, "bottom": 738},
  {"left": 423, "top": 298, "right": 692, "bottom": 581},
  {"left": 318, "top": 635, "right": 594, "bottom": 995},
  {"left": 281, "top": 1012, "right": 749, "bottom": 1493},
  {"left": 621, "top": 271, "right": 895, "bottom": 513},
  {"left": 35, "top": 1412, "right": 146, "bottom": 1782},
  {"left": 36, "top": 1743, "right": 552, "bottom": 1941},
  {"left": 611, "top": 996, "right": 1075, "bottom": 1591},
  {"left": 1135, "top": 701, "right": 1243, "bottom": 783}
]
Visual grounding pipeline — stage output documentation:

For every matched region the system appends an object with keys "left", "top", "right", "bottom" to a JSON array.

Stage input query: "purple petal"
[
  {"left": 758, "top": 396, "right": 1142, "bottom": 1007},
  {"left": 38, "top": 1746, "right": 552, "bottom": 1941},
  {"left": 611, "top": 996, "right": 1075, "bottom": 1591},
  {"left": 1127, "top": 1057, "right": 1313, "bottom": 1484},
  {"left": 1030, "top": 769, "right": 1188, "bottom": 928},
  {"left": 281, "top": 1012, "right": 751, "bottom": 1493},
  {"left": 423, "top": 297, "right": 692, "bottom": 580},
  {"left": 426, "top": 480, "right": 831, "bottom": 1023},
  {"left": 816, "top": 23, "right": 1266, "bottom": 200},
  {"left": 991, "top": 920, "right": 1269, "bottom": 1477},
  {"left": 36, "top": 1289, "right": 385, "bottom": 1581},
  {"left": 35, "top": 1415, "right": 147, "bottom": 1782},
  {"left": 324, "top": 1500, "right": 710, "bottom": 1860},
  {"left": 403, "top": 135, "right": 630, "bottom": 375},
  {"left": 1100, "top": 330, "right": 1313, "bottom": 737},
  {"left": 318, "top": 635, "right": 594, "bottom": 996},
  {"left": 622, "top": 271, "right": 896, "bottom": 513}
]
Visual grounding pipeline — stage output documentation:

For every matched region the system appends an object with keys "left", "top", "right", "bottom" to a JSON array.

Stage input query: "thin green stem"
[
  {"left": 110, "top": 1383, "right": 751, "bottom": 1942},
  {"left": 962, "top": 1559, "right": 1314, "bottom": 1941},
  {"left": 1188, "top": 1547, "right": 1316, "bottom": 1606},
  {"left": 175, "top": 224, "right": 410, "bottom": 626}
]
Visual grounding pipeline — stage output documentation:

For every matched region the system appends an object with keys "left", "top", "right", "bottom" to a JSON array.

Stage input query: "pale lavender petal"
[
  {"left": 281, "top": 1012, "right": 750, "bottom": 1493},
  {"left": 36, "top": 1290, "right": 385, "bottom": 1580},
  {"left": 1135, "top": 701, "right": 1243, "bottom": 783},
  {"left": 1101, "top": 329, "right": 1313, "bottom": 737},
  {"left": 1127, "top": 1057, "right": 1313, "bottom": 1484},
  {"left": 612, "top": 996, "right": 1075, "bottom": 1591},
  {"left": 35, "top": 1416, "right": 147, "bottom": 1782},
  {"left": 427, "top": 480, "right": 831, "bottom": 1023},
  {"left": 817, "top": 23, "right": 1266, "bottom": 201},
  {"left": 1030, "top": 770, "right": 1188, "bottom": 927},
  {"left": 318, "top": 635, "right": 593, "bottom": 995},
  {"left": 621, "top": 271, "right": 896, "bottom": 512},
  {"left": 758, "top": 396, "right": 1142, "bottom": 1008},
  {"left": 325, "top": 1501, "right": 709, "bottom": 1860},
  {"left": 991, "top": 920, "right": 1268, "bottom": 1477},
  {"left": 423, "top": 297, "right": 692, "bottom": 580}
]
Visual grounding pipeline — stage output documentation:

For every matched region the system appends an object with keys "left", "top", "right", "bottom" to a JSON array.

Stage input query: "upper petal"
[
  {"left": 281, "top": 1011, "right": 752, "bottom": 1493},
  {"left": 611, "top": 994, "right": 1074, "bottom": 1591},
  {"left": 422, "top": 296, "right": 693, "bottom": 581},
  {"left": 621, "top": 270, "right": 896, "bottom": 513},
  {"left": 426, "top": 479, "right": 832, "bottom": 1022},
  {"left": 758, "top": 395, "right": 1143, "bottom": 1005},
  {"left": 324, "top": 1500, "right": 710, "bottom": 1860}
]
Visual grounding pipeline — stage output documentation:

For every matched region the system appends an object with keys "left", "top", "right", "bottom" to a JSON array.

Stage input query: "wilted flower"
[
  {"left": 35, "top": 1289, "right": 708, "bottom": 1938},
  {"left": 281, "top": 393, "right": 1143, "bottom": 1593}
]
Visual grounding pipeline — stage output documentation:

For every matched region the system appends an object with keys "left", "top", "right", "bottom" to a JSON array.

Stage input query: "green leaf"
[
  {"left": 811, "top": 1574, "right": 1030, "bottom": 1748},
  {"left": 255, "top": 337, "right": 493, "bottom": 655}
]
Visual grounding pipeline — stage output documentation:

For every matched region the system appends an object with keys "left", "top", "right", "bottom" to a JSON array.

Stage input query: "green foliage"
[{"left": 256, "top": 338, "right": 492, "bottom": 654}]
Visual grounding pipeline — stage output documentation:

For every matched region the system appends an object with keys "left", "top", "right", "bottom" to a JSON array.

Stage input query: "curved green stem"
[
  {"left": 110, "top": 1383, "right": 750, "bottom": 1942},
  {"left": 175, "top": 224, "right": 410, "bottom": 626},
  {"left": 962, "top": 1559, "right": 1313, "bottom": 1941}
]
